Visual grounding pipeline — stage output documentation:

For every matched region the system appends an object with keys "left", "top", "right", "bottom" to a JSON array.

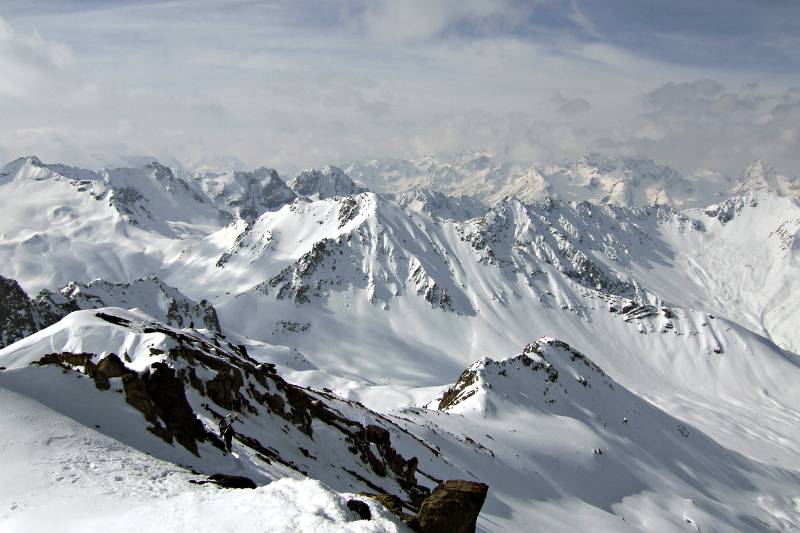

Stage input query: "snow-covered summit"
[
  {"left": 0, "top": 273, "right": 222, "bottom": 348},
  {"left": 345, "top": 153, "right": 798, "bottom": 208},
  {"left": 733, "top": 159, "right": 800, "bottom": 197},
  {"left": 0, "top": 155, "right": 102, "bottom": 184},
  {"left": 289, "top": 165, "right": 366, "bottom": 200},
  {"left": 393, "top": 187, "right": 486, "bottom": 220},
  {"left": 35, "top": 276, "right": 221, "bottom": 333},
  {"left": 197, "top": 167, "right": 296, "bottom": 221}
]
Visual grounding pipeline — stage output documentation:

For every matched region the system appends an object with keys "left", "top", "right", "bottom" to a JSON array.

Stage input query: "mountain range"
[{"left": 1, "top": 152, "right": 800, "bottom": 532}]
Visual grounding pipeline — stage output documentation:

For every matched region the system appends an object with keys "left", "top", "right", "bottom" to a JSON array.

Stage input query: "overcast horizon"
[{"left": 2, "top": 0, "right": 799, "bottom": 176}]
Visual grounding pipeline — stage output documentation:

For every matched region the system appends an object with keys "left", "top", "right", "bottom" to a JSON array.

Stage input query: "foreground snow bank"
[
  {"left": 0, "top": 384, "right": 405, "bottom": 533},
  {"left": 101, "top": 478, "right": 406, "bottom": 533}
]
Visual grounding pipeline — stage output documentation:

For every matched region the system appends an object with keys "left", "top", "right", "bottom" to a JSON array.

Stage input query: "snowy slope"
[
  {"left": 0, "top": 309, "right": 449, "bottom": 507},
  {"left": 0, "top": 385, "right": 405, "bottom": 532},
  {"left": 155, "top": 189, "right": 800, "bottom": 472},
  {"left": 3, "top": 313, "right": 800, "bottom": 531},
  {"left": 3, "top": 152, "right": 800, "bottom": 531},
  {"left": 0, "top": 274, "right": 222, "bottom": 348},
  {"left": 392, "top": 187, "right": 486, "bottom": 221},
  {"left": 34, "top": 276, "right": 222, "bottom": 333},
  {"left": 398, "top": 338, "right": 800, "bottom": 531},
  {"left": 0, "top": 157, "right": 203, "bottom": 291}
]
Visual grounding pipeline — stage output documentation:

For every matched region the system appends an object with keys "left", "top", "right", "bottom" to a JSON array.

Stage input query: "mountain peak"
[
  {"left": 290, "top": 166, "right": 366, "bottom": 200},
  {"left": 733, "top": 159, "right": 798, "bottom": 197},
  {"left": 436, "top": 338, "right": 611, "bottom": 415}
]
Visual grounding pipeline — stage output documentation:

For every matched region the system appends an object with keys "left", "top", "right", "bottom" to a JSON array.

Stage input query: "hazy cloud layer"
[{"left": 0, "top": 1, "right": 798, "bottom": 176}]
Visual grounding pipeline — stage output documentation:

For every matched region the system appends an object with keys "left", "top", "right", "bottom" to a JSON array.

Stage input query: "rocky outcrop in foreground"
[
  {"left": 352, "top": 480, "right": 489, "bottom": 533},
  {"left": 20, "top": 308, "right": 440, "bottom": 509}
]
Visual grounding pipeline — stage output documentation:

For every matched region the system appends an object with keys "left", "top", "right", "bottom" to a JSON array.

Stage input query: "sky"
[{"left": 1, "top": 0, "right": 799, "bottom": 176}]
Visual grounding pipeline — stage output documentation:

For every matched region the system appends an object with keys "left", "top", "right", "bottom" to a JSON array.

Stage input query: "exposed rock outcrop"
[
  {"left": 0, "top": 274, "right": 41, "bottom": 348},
  {"left": 412, "top": 480, "right": 488, "bottom": 533},
  {"left": 368, "top": 480, "right": 489, "bottom": 533},
  {"left": 28, "top": 309, "right": 435, "bottom": 506},
  {"left": 191, "top": 473, "right": 258, "bottom": 489}
]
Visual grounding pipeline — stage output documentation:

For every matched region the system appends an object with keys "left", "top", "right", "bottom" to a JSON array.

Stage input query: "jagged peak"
[
  {"left": 395, "top": 186, "right": 486, "bottom": 220},
  {"left": 290, "top": 165, "right": 366, "bottom": 200},
  {"left": 16, "top": 155, "right": 44, "bottom": 167},
  {"left": 436, "top": 337, "right": 614, "bottom": 415}
]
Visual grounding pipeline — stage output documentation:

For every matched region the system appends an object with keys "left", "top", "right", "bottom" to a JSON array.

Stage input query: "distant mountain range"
[{"left": 2, "top": 152, "right": 800, "bottom": 531}]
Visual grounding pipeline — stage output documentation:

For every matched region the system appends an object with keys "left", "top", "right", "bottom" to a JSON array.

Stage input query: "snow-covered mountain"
[
  {"left": 289, "top": 165, "right": 367, "bottom": 200},
  {"left": 346, "top": 152, "right": 799, "bottom": 208},
  {"left": 3, "top": 152, "right": 800, "bottom": 531},
  {"left": 0, "top": 274, "right": 221, "bottom": 348},
  {"left": 733, "top": 159, "right": 800, "bottom": 197},
  {"left": 392, "top": 187, "right": 486, "bottom": 220},
  {"left": 3, "top": 309, "right": 800, "bottom": 531},
  {"left": 196, "top": 167, "right": 296, "bottom": 221}
]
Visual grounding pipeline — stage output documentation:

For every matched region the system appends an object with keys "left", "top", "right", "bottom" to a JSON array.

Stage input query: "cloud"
[
  {"left": 615, "top": 80, "right": 800, "bottom": 174},
  {"left": 0, "top": 16, "right": 73, "bottom": 98},
  {"left": 359, "top": 0, "right": 531, "bottom": 43},
  {"left": 643, "top": 79, "right": 726, "bottom": 110},
  {"left": 0, "top": 3, "right": 799, "bottom": 179},
  {"left": 553, "top": 93, "right": 592, "bottom": 115}
]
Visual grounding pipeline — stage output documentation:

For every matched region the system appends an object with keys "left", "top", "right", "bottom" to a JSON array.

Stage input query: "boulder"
[
  {"left": 346, "top": 499, "right": 371, "bottom": 520},
  {"left": 412, "top": 480, "right": 488, "bottom": 533},
  {"left": 203, "top": 473, "right": 257, "bottom": 489}
]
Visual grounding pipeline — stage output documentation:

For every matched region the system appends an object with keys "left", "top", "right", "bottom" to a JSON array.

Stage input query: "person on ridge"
[{"left": 218, "top": 412, "right": 238, "bottom": 453}]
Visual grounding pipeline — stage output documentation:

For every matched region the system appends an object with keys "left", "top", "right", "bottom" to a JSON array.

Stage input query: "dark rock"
[
  {"left": 205, "top": 473, "right": 257, "bottom": 489},
  {"left": 205, "top": 367, "right": 245, "bottom": 410},
  {"left": 96, "top": 353, "right": 127, "bottom": 378},
  {"left": 122, "top": 373, "right": 157, "bottom": 421},
  {"left": 30, "top": 312, "right": 432, "bottom": 504},
  {"left": 365, "top": 424, "right": 391, "bottom": 446},
  {"left": 346, "top": 499, "right": 372, "bottom": 520},
  {"left": 412, "top": 480, "right": 488, "bottom": 533},
  {"left": 143, "top": 362, "right": 213, "bottom": 455},
  {"left": 0, "top": 274, "right": 41, "bottom": 348},
  {"left": 366, "top": 493, "right": 405, "bottom": 518}
]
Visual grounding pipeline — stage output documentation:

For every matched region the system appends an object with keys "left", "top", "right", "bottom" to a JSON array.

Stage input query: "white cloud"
[
  {"left": 553, "top": 93, "right": 592, "bottom": 115},
  {"left": 360, "top": 0, "right": 528, "bottom": 43},
  {"left": 0, "top": 3, "right": 798, "bottom": 178},
  {"left": 0, "top": 16, "right": 73, "bottom": 99}
]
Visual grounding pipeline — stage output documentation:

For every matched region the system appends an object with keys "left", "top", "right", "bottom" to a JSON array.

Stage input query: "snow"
[
  {"left": 0, "top": 386, "right": 404, "bottom": 533},
  {"left": 3, "top": 153, "right": 800, "bottom": 531},
  {"left": 346, "top": 153, "right": 799, "bottom": 209}
]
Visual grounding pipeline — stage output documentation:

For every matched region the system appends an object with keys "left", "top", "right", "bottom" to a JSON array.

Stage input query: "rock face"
[
  {"left": 289, "top": 166, "right": 366, "bottom": 200},
  {"left": 16, "top": 308, "right": 438, "bottom": 506},
  {"left": 0, "top": 275, "right": 41, "bottom": 348},
  {"left": 36, "top": 349, "right": 218, "bottom": 456},
  {"left": 412, "top": 480, "right": 489, "bottom": 533}
]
